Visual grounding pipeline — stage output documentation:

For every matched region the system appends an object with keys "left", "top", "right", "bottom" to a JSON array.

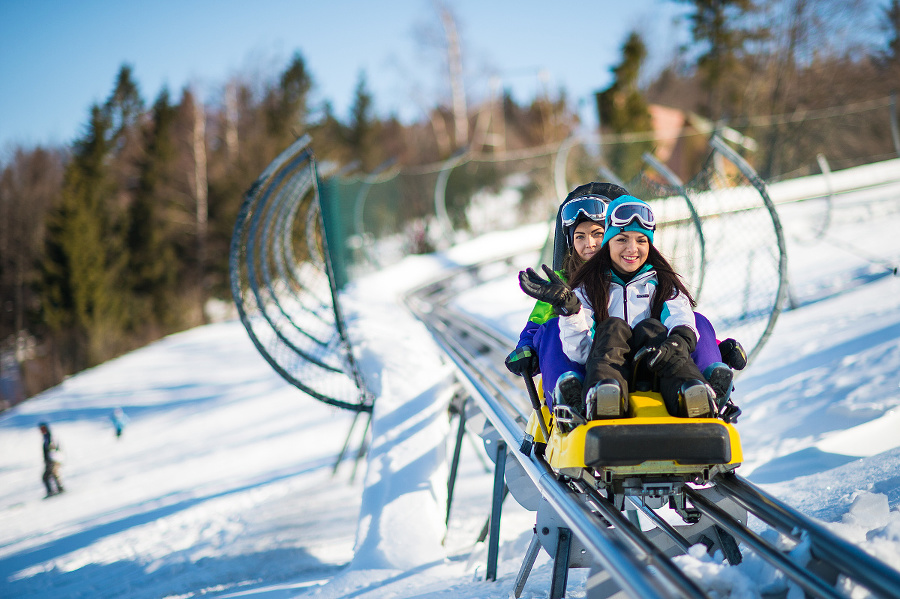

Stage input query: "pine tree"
[
  {"left": 39, "top": 65, "right": 146, "bottom": 367},
  {"left": 266, "top": 52, "right": 313, "bottom": 145},
  {"left": 676, "top": 0, "right": 758, "bottom": 120},
  {"left": 597, "top": 31, "right": 655, "bottom": 181},
  {"left": 40, "top": 105, "right": 123, "bottom": 366},
  {"left": 346, "top": 71, "right": 381, "bottom": 171},
  {"left": 128, "top": 88, "right": 179, "bottom": 330},
  {"left": 0, "top": 147, "right": 64, "bottom": 343},
  {"left": 107, "top": 65, "right": 144, "bottom": 142}
]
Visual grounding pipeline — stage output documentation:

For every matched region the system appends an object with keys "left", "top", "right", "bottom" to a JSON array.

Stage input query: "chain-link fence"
[
  {"left": 230, "top": 136, "right": 372, "bottom": 412},
  {"left": 319, "top": 91, "right": 900, "bottom": 288},
  {"left": 324, "top": 144, "right": 567, "bottom": 279},
  {"left": 318, "top": 134, "right": 791, "bottom": 365},
  {"left": 683, "top": 137, "right": 789, "bottom": 365}
]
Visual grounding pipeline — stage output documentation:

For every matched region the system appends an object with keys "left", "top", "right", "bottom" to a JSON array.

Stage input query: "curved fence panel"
[
  {"left": 682, "top": 136, "right": 789, "bottom": 364},
  {"left": 230, "top": 136, "right": 373, "bottom": 412}
]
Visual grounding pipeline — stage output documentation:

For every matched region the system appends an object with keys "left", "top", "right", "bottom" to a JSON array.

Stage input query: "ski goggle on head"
[
  {"left": 607, "top": 201, "right": 656, "bottom": 232},
  {"left": 560, "top": 196, "right": 608, "bottom": 228}
]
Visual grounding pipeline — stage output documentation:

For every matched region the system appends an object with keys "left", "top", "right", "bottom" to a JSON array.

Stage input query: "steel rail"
[
  {"left": 573, "top": 481, "right": 708, "bottom": 599},
  {"left": 402, "top": 256, "right": 723, "bottom": 598},
  {"left": 420, "top": 304, "right": 531, "bottom": 424},
  {"left": 683, "top": 486, "right": 845, "bottom": 599},
  {"left": 407, "top": 258, "right": 717, "bottom": 598},
  {"left": 406, "top": 295, "right": 690, "bottom": 599},
  {"left": 716, "top": 474, "right": 900, "bottom": 599}
]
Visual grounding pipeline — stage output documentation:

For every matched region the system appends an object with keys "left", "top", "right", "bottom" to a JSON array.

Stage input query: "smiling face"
[
  {"left": 572, "top": 220, "right": 604, "bottom": 262},
  {"left": 608, "top": 230, "right": 650, "bottom": 273}
]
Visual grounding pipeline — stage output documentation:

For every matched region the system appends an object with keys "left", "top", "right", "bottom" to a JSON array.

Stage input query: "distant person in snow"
[
  {"left": 110, "top": 407, "right": 129, "bottom": 438},
  {"left": 506, "top": 183, "right": 746, "bottom": 419},
  {"left": 39, "top": 422, "right": 64, "bottom": 497}
]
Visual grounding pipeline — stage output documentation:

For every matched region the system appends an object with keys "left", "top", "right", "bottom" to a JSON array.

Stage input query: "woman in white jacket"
[{"left": 519, "top": 195, "right": 714, "bottom": 422}]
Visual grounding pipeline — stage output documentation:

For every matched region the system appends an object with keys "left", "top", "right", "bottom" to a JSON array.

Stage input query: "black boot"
[
  {"left": 552, "top": 372, "right": 586, "bottom": 432},
  {"left": 718, "top": 338, "right": 747, "bottom": 370},
  {"left": 553, "top": 371, "right": 584, "bottom": 414},
  {"left": 703, "top": 362, "right": 734, "bottom": 408}
]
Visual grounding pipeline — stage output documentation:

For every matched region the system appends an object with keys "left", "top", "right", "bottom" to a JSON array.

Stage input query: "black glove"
[
  {"left": 505, "top": 345, "right": 538, "bottom": 377},
  {"left": 518, "top": 265, "right": 581, "bottom": 316},
  {"left": 718, "top": 338, "right": 747, "bottom": 370},
  {"left": 646, "top": 326, "right": 697, "bottom": 378}
]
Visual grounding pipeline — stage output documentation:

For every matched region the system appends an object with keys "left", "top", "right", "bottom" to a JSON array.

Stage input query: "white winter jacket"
[{"left": 559, "top": 265, "right": 698, "bottom": 364}]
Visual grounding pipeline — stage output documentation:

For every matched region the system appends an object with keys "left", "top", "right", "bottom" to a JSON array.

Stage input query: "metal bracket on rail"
[
  {"left": 627, "top": 485, "right": 746, "bottom": 566},
  {"left": 512, "top": 494, "right": 600, "bottom": 598}
]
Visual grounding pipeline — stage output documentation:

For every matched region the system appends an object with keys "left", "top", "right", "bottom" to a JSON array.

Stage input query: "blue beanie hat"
[{"left": 601, "top": 195, "right": 655, "bottom": 246}]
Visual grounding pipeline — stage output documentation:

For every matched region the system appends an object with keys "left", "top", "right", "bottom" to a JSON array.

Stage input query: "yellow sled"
[{"left": 525, "top": 383, "right": 742, "bottom": 487}]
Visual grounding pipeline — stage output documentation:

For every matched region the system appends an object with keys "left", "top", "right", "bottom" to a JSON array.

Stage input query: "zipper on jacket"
[
  {"left": 620, "top": 271, "right": 648, "bottom": 325},
  {"left": 613, "top": 268, "right": 653, "bottom": 326}
]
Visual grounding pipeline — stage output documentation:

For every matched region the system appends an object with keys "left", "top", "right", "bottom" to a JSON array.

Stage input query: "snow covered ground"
[{"left": 2, "top": 177, "right": 900, "bottom": 598}]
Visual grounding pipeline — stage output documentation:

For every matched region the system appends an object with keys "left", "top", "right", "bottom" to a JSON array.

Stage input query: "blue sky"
[
  {"left": 0, "top": 0, "right": 701, "bottom": 152},
  {"left": 0, "top": 1, "right": 891, "bottom": 153}
]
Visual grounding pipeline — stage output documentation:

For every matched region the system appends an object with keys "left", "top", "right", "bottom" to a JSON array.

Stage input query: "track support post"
[
  {"left": 550, "top": 527, "right": 572, "bottom": 599},
  {"left": 513, "top": 530, "right": 542, "bottom": 598},
  {"left": 446, "top": 392, "right": 469, "bottom": 525},
  {"left": 486, "top": 439, "right": 507, "bottom": 581}
]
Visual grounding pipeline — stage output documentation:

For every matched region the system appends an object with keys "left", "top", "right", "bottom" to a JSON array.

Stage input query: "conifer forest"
[{"left": 2, "top": 0, "right": 899, "bottom": 400}]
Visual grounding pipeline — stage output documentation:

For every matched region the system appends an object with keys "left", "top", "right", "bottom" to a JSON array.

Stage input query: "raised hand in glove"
[
  {"left": 718, "top": 338, "right": 747, "bottom": 370},
  {"left": 645, "top": 325, "right": 697, "bottom": 378},
  {"left": 518, "top": 265, "right": 581, "bottom": 316},
  {"left": 505, "top": 345, "right": 538, "bottom": 377}
]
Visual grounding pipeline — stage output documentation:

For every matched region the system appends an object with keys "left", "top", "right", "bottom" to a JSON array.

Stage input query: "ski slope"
[{"left": 2, "top": 180, "right": 900, "bottom": 598}]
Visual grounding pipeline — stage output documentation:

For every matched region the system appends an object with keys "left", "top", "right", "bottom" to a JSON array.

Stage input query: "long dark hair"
[
  {"left": 561, "top": 248, "right": 585, "bottom": 281},
  {"left": 570, "top": 243, "right": 696, "bottom": 321}
]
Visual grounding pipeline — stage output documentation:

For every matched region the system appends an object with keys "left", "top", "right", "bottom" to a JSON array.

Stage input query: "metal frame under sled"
[{"left": 513, "top": 485, "right": 747, "bottom": 599}]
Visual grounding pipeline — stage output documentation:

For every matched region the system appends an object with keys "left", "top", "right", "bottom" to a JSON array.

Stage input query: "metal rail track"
[{"left": 403, "top": 254, "right": 900, "bottom": 599}]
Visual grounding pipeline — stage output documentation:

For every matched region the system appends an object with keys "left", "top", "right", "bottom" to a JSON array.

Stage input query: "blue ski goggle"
[
  {"left": 560, "top": 196, "right": 608, "bottom": 227},
  {"left": 607, "top": 201, "right": 656, "bottom": 231}
]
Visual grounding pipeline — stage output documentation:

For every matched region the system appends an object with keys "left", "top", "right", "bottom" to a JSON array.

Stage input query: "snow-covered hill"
[{"left": 2, "top": 180, "right": 900, "bottom": 598}]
